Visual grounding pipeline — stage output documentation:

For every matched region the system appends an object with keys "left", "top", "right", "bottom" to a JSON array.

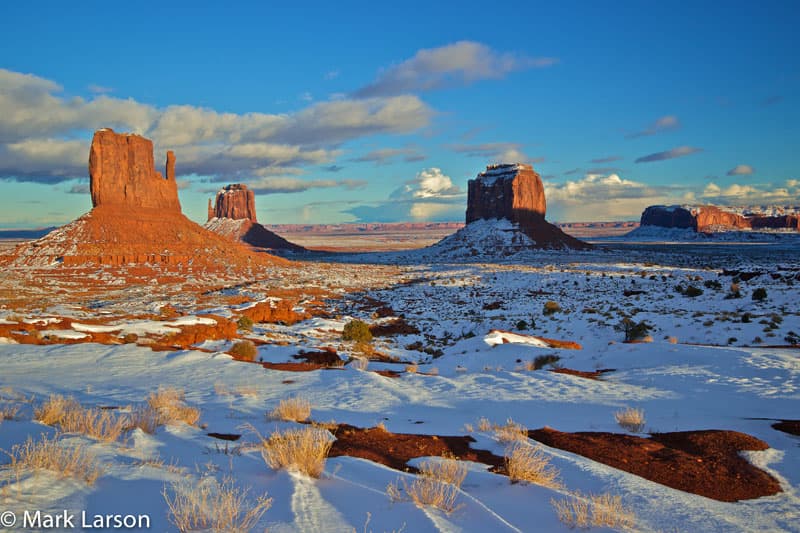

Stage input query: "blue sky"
[{"left": 1, "top": 1, "right": 798, "bottom": 227}]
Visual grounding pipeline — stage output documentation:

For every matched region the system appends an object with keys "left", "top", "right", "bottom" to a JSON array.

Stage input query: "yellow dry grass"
[
  {"left": 386, "top": 454, "right": 467, "bottom": 514},
  {"left": 551, "top": 492, "right": 635, "bottom": 529},
  {"left": 163, "top": 477, "right": 272, "bottom": 533},
  {"left": 147, "top": 387, "right": 200, "bottom": 426},
  {"left": 418, "top": 455, "right": 468, "bottom": 487},
  {"left": 0, "top": 403, "right": 20, "bottom": 423},
  {"left": 615, "top": 407, "right": 646, "bottom": 433},
  {"left": 268, "top": 397, "right": 311, "bottom": 422},
  {"left": 260, "top": 427, "right": 333, "bottom": 478},
  {"left": 494, "top": 418, "right": 528, "bottom": 443},
  {"left": 504, "top": 443, "right": 562, "bottom": 489},
  {"left": 35, "top": 395, "right": 127, "bottom": 443},
  {"left": 3, "top": 433, "right": 103, "bottom": 485}
]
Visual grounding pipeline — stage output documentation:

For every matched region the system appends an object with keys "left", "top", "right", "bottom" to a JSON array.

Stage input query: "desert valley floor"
[{"left": 1, "top": 237, "right": 799, "bottom": 532}]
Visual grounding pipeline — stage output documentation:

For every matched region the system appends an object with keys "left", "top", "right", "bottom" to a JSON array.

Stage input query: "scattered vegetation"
[
  {"left": 387, "top": 455, "right": 467, "bottom": 514},
  {"left": 494, "top": 418, "right": 528, "bottom": 443},
  {"left": 35, "top": 395, "right": 127, "bottom": 443},
  {"left": 615, "top": 318, "right": 652, "bottom": 342},
  {"left": 0, "top": 403, "right": 20, "bottom": 423},
  {"left": 703, "top": 279, "right": 722, "bottom": 290},
  {"left": 236, "top": 315, "right": 254, "bottom": 331},
  {"left": 504, "top": 442, "right": 561, "bottom": 488},
  {"left": 229, "top": 340, "right": 258, "bottom": 361},
  {"left": 785, "top": 331, "right": 799, "bottom": 346},
  {"left": 268, "top": 397, "right": 311, "bottom": 422},
  {"left": 752, "top": 287, "right": 768, "bottom": 301},
  {"left": 551, "top": 492, "right": 635, "bottom": 529},
  {"left": 543, "top": 301, "right": 562, "bottom": 316},
  {"left": 342, "top": 319, "right": 373, "bottom": 342},
  {"left": 614, "top": 407, "right": 646, "bottom": 433},
  {"left": 2, "top": 433, "right": 103, "bottom": 485},
  {"left": 163, "top": 476, "right": 272, "bottom": 533},
  {"left": 146, "top": 387, "right": 200, "bottom": 427},
  {"left": 725, "top": 282, "right": 742, "bottom": 299},
  {"left": 259, "top": 426, "right": 333, "bottom": 478}
]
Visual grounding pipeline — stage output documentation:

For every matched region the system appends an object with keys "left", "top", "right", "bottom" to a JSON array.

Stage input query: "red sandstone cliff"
[
  {"left": 209, "top": 184, "right": 257, "bottom": 222},
  {"left": 641, "top": 205, "right": 799, "bottom": 232},
  {"left": 465, "top": 164, "right": 589, "bottom": 250}
]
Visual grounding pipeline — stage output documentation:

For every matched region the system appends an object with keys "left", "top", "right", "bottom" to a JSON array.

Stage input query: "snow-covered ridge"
[{"left": 476, "top": 163, "right": 532, "bottom": 185}]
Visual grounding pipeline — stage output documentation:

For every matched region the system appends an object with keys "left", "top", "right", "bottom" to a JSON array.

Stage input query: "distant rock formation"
[
  {"left": 210, "top": 184, "right": 257, "bottom": 222},
  {"left": 6, "top": 129, "right": 284, "bottom": 270},
  {"left": 464, "top": 164, "right": 589, "bottom": 250},
  {"left": 641, "top": 205, "right": 800, "bottom": 232},
  {"left": 205, "top": 183, "right": 305, "bottom": 253},
  {"left": 89, "top": 128, "right": 180, "bottom": 212}
]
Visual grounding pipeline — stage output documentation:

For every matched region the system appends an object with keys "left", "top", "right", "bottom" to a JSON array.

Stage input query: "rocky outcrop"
[
  {"left": 209, "top": 184, "right": 257, "bottom": 222},
  {"left": 205, "top": 184, "right": 306, "bottom": 253},
  {"left": 89, "top": 128, "right": 180, "bottom": 212},
  {"left": 641, "top": 205, "right": 799, "bottom": 232},
  {"left": 7, "top": 129, "right": 286, "bottom": 271},
  {"left": 464, "top": 164, "right": 589, "bottom": 250}
]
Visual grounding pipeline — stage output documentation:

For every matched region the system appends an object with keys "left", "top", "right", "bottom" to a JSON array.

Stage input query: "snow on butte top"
[{"left": 476, "top": 163, "right": 533, "bottom": 185}]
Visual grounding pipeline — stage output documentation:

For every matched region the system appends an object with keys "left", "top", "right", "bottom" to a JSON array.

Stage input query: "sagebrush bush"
[
  {"left": 35, "top": 395, "right": 127, "bottom": 443},
  {"left": 505, "top": 443, "right": 561, "bottom": 488},
  {"left": 752, "top": 287, "right": 767, "bottom": 301},
  {"left": 528, "top": 354, "right": 561, "bottom": 370},
  {"left": 615, "top": 407, "right": 645, "bottom": 433},
  {"left": 236, "top": 316, "right": 254, "bottom": 331},
  {"left": 684, "top": 285, "right": 703, "bottom": 297},
  {"left": 615, "top": 318, "right": 651, "bottom": 342},
  {"left": 342, "top": 319, "right": 372, "bottom": 342},
  {"left": 229, "top": 340, "right": 258, "bottom": 361},
  {"left": 543, "top": 301, "right": 561, "bottom": 316}
]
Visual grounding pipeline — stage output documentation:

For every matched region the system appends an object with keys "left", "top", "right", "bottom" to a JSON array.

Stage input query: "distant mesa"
[
  {"left": 6, "top": 129, "right": 283, "bottom": 270},
  {"left": 205, "top": 184, "right": 306, "bottom": 253},
  {"left": 640, "top": 205, "right": 800, "bottom": 233}
]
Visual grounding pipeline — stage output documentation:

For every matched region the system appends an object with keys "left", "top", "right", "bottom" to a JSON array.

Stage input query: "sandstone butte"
[
  {"left": 204, "top": 183, "right": 306, "bottom": 253},
  {"left": 4, "top": 129, "right": 287, "bottom": 270},
  {"left": 641, "top": 205, "right": 800, "bottom": 232},
  {"left": 467, "top": 163, "right": 591, "bottom": 249}
]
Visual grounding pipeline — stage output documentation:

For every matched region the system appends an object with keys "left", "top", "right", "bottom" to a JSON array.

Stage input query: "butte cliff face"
[
  {"left": 205, "top": 184, "right": 305, "bottom": 253},
  {"left": 8, "top": 129, "right": 285, "bottom": 270},
  {"left": 89, "top": 129, "right": 181, "bottom": 212},
  {"left": 464, "top": 164, "right": 589, "bottom": 250},
  {"left": 641, "top": 205, "right": 799, "bottom": 232}
]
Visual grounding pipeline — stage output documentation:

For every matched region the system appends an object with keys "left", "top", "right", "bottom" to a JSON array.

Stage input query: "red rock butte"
[
  {"left": 641, "top": 205, "right": 800, "bottom": 232},
  {"left": 5, "top": 129, "right": 286, "bottom": 269},
  {"left": 205, "top": 184, "right": 306, "bottom": 253},
  {"left": 466, "top": 163, "right": 590, "bottom": 249}
]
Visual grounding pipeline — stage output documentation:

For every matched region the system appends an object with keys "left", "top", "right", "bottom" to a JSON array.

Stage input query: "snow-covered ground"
[{"left": 1, "top": 243, "right": 799, "bottom": 532}]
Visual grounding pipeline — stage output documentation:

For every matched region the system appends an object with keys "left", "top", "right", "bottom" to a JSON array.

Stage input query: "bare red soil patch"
[
  {"left": 371, "top": 369, "right": 403, "bottom": 378},
  {"left": 329, "top": 424, "right": 503, "bottom": 473},
  {"left": 772, "top": 420, "right": 800, "bottom": 436},
  {"left": 370, "top": 318, "right": 420, "bottom": 337},
  {"left": 260, "top": 361, "right": 342, "bottom": 372},
  {"left": 549, "top": 368, "right": 615, "bottom": 380},
  {"left": 529, "top": 427, "right": 781, "bottom": 502}
]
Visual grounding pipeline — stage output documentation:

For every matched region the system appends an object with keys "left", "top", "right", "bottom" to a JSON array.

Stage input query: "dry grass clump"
[
  {"left": 405, "top": 363, "right": 419, "bottom": 373},
  {"left": 229, "top": 340, "right": 258, "bottom": 361},
  {"left": 494, "top": 418, "right": 528, "bottom": 443},
  {"left": 504, "top": 442, "right": 561, "bottom": 488},
  {"left": 128, "top": 405, "right": 163, "bottom": 435},
  {"left": 551, "top": 492, "right": 635, "bottom": 529},
  {"left": 0, "top": 403, "right": 20, "bottom": 423},
  {"left": 260, "top": 427, "right": 333, "bottom": 478},
  {"left": 268, "top": 397, "right": 311, "bottom": 422},
  {"left": 163, "top": 476, "right": 272, "bottom": 533},
  {"left": 386, "top": 455, "right": 467, "bottom": 514},
  {"left": 477, "top": 417, "right": 492, "bottom": 432},
  {"left": 147, "top": 387, "right": 200, "bottom": 426},
  {"left": 614, "top": 407, "right": 645, "bottom": 433},
  {"left": 35, "top": 395, "right": 127, "bottom": 443},
  {"left": 3, "top": 434, "right": 103, "bottom": 485}
]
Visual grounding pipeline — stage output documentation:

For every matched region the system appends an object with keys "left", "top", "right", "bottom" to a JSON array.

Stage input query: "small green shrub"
[
  {"left": 543, "top": 301, "right": 561, "bottom": 316},
  {"left": 237, "top": 316, "right": 254, "bottom": 331},
  {"left": 342, "top": 319, "right": 373, "bottom": 342},
  {"left": 229, "top": 340, "right": 258, "bottom": 361},
  {"left": 752, "top": 288, "right": 767, "bottom": 301}
]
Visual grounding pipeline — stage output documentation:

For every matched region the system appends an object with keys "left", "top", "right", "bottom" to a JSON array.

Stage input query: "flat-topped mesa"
[
  {"left": 209, "top": 183, "right": 257, "bottom": 222},
  {"left": 464, "top": 163, "right": 589, "bottom": 250},
  {"left": 641, "top": 205, "right": 799, "bottom": 232},
  {"left": 89, "top": 128, "right": 180, "bottom": 212},
  {"left": 466, "top": 163, "right": 546, "bottom": 225}
]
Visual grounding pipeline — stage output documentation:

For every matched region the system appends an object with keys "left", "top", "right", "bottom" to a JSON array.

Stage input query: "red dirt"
[
  {"left": 529, "top": 427, "right": 781, "bottom": 502},
  {"left": 260, "top": 361, "right": 343, "bottom": 372},
  {"left": 370, "top": 318, "right": 420, "bottom": 337},
  {"left": 238, "top": 300, "right": 306, "bottom": 325},
  {"left": 772, "top": 420, "right": 800, "bottom": 436},
  {"left": 549, "top": 368, "right": 615, "bottom": 380},
  {"left": 329, "top": 424, "right": 503, "bottom": 473}
]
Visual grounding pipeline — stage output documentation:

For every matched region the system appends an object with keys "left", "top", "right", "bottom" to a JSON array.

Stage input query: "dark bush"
[
  {"left": 532, "top": 354, "right": 561, "bottom": 370},
  {"left": 615, "top": 318, "right": 652, "bottom": 342},
  {"left": 684, "top": 285, "right": 703, "bottom": 297},
  {"left": 752, "top": 288, "right": 767, "bottom": 301}
]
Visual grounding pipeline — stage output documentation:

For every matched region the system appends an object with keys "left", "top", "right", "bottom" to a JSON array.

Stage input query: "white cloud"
[
  {"left": 354, "top": 41, "right": 557, "bottom": 97},
  {"left": 627, "top": 115, "right": 680, "bottom": 138},
  {"left": 0, "top": 68, "right": 433, "bottom": 184},
  {"left": 700, "top": 181, "right": 798, "bottom": 204}
]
